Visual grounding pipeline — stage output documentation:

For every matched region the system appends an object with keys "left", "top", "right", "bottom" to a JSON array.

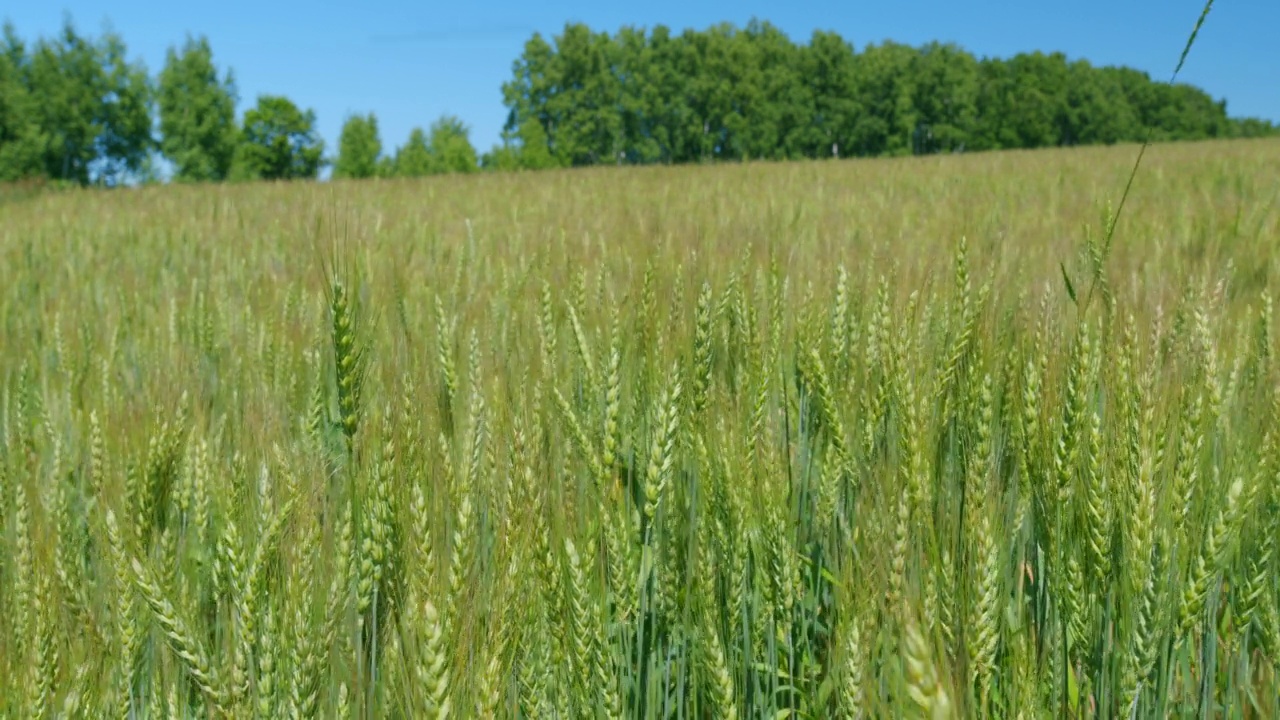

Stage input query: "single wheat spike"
[
  {"left": 1178, "top": 476, "right": 1246, "bottom": 643},
  {"left": 330, "top": 279, "right": 364, "bottom": 445},
  {"left": 904, "top": 611, "right": 954, "bottom": 720},
  {"left": 130, "top": 555, "right": 226, "bottom": 713},
  {"left": 841, "top": 615, "right": 865, "bottom": 719},
  {"left": 704, "top": 611, "right": 738, "bottom": 720},
  {"left": 417, "top": 600, "right": 453, "bottom": 720}
]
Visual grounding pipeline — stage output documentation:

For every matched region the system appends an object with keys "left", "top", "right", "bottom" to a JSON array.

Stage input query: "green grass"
[{"left": 1, "top": 137, "right": 1279, "bottom": 718}]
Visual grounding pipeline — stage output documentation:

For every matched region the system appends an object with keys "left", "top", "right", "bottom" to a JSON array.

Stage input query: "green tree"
[
  {"left": 480, "top": 143, "right": 517, "bottom": 171},
  {"left": 426, "top": 115, "right": 477, "bottom": 173},
  {"left": 612, "top": 26, "right": 659, "bottom": 163},
  {"left": 94, "top": 30, "right": 154, "bottom": 184},
  {"left": 0, "top": 17, "right": 1268, "bottom": 179},
  {"left": 975, "top": 52, "right": 1070, "bottom": 150},
  {"left": 333, "top": 112, "right": 383, "bottom": 179},
  {"left": 801, "top": 30, "right": 860, "bottom": 158},
  {"left": 682, "top": 24, "right": 749, "bottom": 162},
  {"left": 234, "top": 95, "right": 324, "bottom": 180},
  {"left": 909, "top": 42, "right": 978, "bottom": 153},
  {"left": 494, "top": 30, "right": 565, "bottom": 169},
  {"left": 738, "top": 20, "right": 812, "bottom": 160},
  {"left": 545, "top": 23, "right": 624, "bottom": 165},
  {"left": 393, "top": 127, "right": 432, "bottom": 177},
  {"left": 513, "top": 115, "right": 560, "bottom": 168},
  {"left": 848, "top": 41, "right": 919, "bottom": 157},
  {"left": 1148, "top": 83, "right": 1230, "bottom": 141},
  {"left": 394, "top": 119, "right": 478, "bottom": 176},
  {"left": 642, "top": 27, "right": 703, "bottom": 163},
  {"left": 1230, "top": 117, "right": 1277, "bottom": 138},
  {"left": 158, "top": 35, "right": 238, "bottom": 182},
  {"left": 27, "top": 23, "right": 101, "bottom": 183},
  {"left": 483, "top": 116, "right": 559, "bottom": 171},
  {"left": 492, "top": 20, "right": 1267, "bottom": 167},
  {"left": 501, "top": 32, "right": 565, "bottom": 165},
  {"left": 25, "top": 19, "right": 153, "bottom": 185},
  {"left": 0, "top": 24, "right": 44, "bottom": 181},
  {"left": 1059, "top": 60, "right": 1136, "bottom": 145}
]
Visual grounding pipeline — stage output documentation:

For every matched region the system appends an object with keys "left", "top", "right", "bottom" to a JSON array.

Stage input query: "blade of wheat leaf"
[{"left": 1088, "top": 0, "right": 1217, "bottom": 309}]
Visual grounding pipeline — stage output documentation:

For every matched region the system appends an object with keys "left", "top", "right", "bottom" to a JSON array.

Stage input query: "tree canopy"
[
  {"left": 392, "top": 127, "right": 432, "bottom": 178},
  {"left": 0, "top": 26, "right": 44, "bottom": 181},
  {"left": 1, "top": 18, "right": 153, "bottom": 185},
  {"left": 425, "top": 116, "right": 478, "bottom": 174},
  {"left": 158, "top": 35, "right": 238, "bottom": 182},
  {"left": 233, "top": 95, "right": 324, "bottom": 181},
  {"left": 390, "top": 118, "right": 480, "bottom": 177},
  {"left": 0, "top": 16, "right": 1274, "bottom": 185},
  {"left": 333, "top": 112, "right": 382, "bottom": 180},
  {"left": 496, "top": 21, "right": 1274, "bottom": 167}
]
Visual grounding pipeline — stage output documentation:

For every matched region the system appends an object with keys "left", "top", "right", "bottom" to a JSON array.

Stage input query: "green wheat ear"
[{"left": 330, "top": 277, "right": 366, "bottom": 449}]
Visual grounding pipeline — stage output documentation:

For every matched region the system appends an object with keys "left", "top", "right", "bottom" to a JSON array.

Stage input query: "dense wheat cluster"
[{"left": 1, "top": 138, "right": 1278, "bottom": 718}]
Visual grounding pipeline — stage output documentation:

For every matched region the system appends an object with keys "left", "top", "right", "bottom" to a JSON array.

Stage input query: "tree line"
[
  {"left": 491, "top": 21, "right": 1277, "bottom": 168},
  {"left": 0, "top": 18, "right": 488, "bottom": 185},
  {"left": 0, "top": 17, "right": 1274, "bottom": 186}
]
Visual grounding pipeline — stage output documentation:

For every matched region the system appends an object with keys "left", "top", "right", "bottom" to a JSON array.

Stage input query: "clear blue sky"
[{"left": 6, "top": 0, "right": 1278, "bottom": 168}]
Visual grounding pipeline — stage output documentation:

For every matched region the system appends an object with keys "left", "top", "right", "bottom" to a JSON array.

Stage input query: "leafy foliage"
[
  {"left": 333, "top": 112, "right": 383, "bottom": 180},
  {"left": 392, "top": 127, "right": 432, "bottom": 178},
  {"left": 497, "top": 21, "right": 1276, "bottom": 166},
  {"left": 0, "top": 14, "right": 1275, "bottom": 185},
  {"left": 1, "top": 18, "right": 154, "bottom": 185},
  {"left": 233, "top": 95, "right": 324, "bottom": 181},
  {"left": 425, "top": 115, "right": 478, "bottom": 174},
  {"left": 158, "top": 35, "right": 238, "bottom": 182},
  {"left": 0, "top": 26, "right": 43, "bottom": 181},
  {"left": 391, "top": 117, "right": 479, "bottom": 177}
]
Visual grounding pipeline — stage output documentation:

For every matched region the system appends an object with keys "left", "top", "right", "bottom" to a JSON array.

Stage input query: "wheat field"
[{"left": 1, "top": 138, "right": 1279, "bottom": 718}]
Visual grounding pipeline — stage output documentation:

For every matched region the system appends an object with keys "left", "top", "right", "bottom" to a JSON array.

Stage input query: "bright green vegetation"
[
  {"left": 488, "top": 20, "right": 1277, "bottom": 168},
  {"left": 2, "top": 15, "right": 1278, "bottom": 186},
  {"left": 1, "top": 138, "right": 1279, "bottom": 717}
]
